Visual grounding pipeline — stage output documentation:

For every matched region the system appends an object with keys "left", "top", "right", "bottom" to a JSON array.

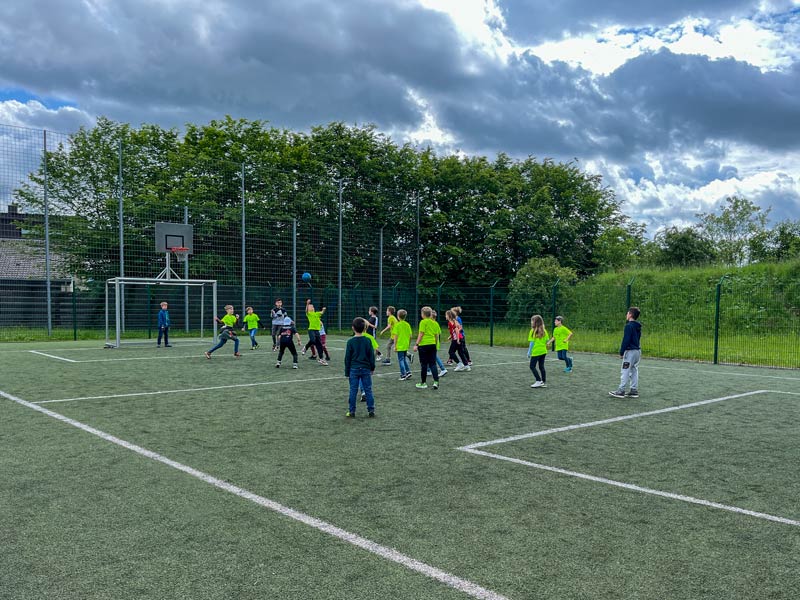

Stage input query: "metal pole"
[
  {"left": 713, "top": 276, "right": 726, "bottom": 365},
  {"left": 292, "top": 218, "right": 297, "bottom": 324},
  {"left": 184, "top": 205, "right": 189, "bottom": 332},
  {"left": 378, "top": 226, "right": 384, "bottom": 321},
  {"left": 43, "top": 130, "right": 52, "bottom": 336},
  {"left": 72, "top": 277, "right": 77, "bottom": 341},
  {"left": 118, "top": 140, "right": 125, "bottom": 333},
  {"left": 212, "top": 281, "right": 218, "bottom": 341},
  {"left": 338, "top": 178, "right": 343, "bottom": 330},
  {"left": 115, "top": 278, "right": 122, "bottom": 348},
  {"left": 200, "top": 284, "right": 205, "bottom": 339},
  {"left": 489, "top": 280, "right": 499, "bottom": 347},
  {"left": 415, "top": 193, "right": 420, "bottom": 326},
  {"left": 241, "top": 163, "right": 246, "bottom": 316},
  {"left": 104, "top": 280, "right": 109, "bottom": 346},
  {"left": 551, "top": 278, "right": 560, "bottom": 328}
]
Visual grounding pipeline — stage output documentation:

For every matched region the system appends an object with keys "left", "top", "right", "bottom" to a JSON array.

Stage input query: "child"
[
  {"left": 302, "top": 300, "right": 328, "bottom": 365},
  {"left": 276, "top": 316, "right": 302, "bottom": 369},
  {"left": 204, "top": 305, "right": 241, "bottom": 358},
  {"left": 528, "top": 314, "right": 549, "bottom": 388},
  {"left": 367, "top": 306, "right": 384, "bottom": 361},
  {"left": 446, "top": 310, "right": 470, "bottom": 371},
  {"left": 452, "top": 306, "right": 472, "bottom": 366},
  {"left": 270, "top": 298, "right": 287, "bottom": 351},
  {"left": 344, "top": 317, "right": 376, "bottom": 418},
  {"left": 157, "top": 301, "right": 172, "bottom": 348},
  {"left": 310, "top": 322, "right": 332, "bottom": 362},
  {"left": 242, "top": 306, "right": 260, "bottom": 349},
  {"left": 549, "top": 316, "right": 574, "bottom": 372},
  {"left": 412, "top": 306, "right": 441, "bottom": 389},
  {"left": 360, "top": 322, "right": 381, "bottom": 401},
  {"left": 609, "top": 307, "right": 642, "bottom": 398},
  {"left": 426, "top": 309, "right": 447, "bottom": 376},
  {"left": 392, "top": 309, "right": 413, "bottom": 380},
  {"left": 378, "top": 306, "right": 397, "bottom": 365}
]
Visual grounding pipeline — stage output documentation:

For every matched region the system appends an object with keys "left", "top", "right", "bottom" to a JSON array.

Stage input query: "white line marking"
[
  {"left": 460, "top": 390, "right": 772, "bottom": 450},
  {"left": 28, "top": 350, "right": 78, "bottom": 363},
  {"left": 461, "top": 447, "right": 800, "bottom": 528},
  {"left": 0, "top": 389, "right": 508, "bottom": 600},
  {"left": 33, "top": 360, "right": 530, "bottom": 404}
]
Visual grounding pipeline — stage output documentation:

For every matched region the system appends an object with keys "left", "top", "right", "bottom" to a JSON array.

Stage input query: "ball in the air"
[{"left": 302, "top": 272, "right": 312, "bottom": 282}]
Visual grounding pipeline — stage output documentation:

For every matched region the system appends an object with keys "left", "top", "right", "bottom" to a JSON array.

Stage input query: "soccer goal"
[{"left": 103, "top": 223, "right": 218, "bottom": 348}]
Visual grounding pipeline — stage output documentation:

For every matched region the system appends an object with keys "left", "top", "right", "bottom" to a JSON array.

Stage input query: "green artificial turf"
[{"left": 1, "top": 338, "right": 799, "bottom": 599}]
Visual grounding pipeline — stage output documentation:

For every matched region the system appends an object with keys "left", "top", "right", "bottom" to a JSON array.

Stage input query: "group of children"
[{"left": 159, "top": 296, "right": 643, "bottom": 416}]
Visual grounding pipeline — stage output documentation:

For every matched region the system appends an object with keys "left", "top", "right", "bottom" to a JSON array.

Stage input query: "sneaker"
[
  {"left": 301, "top": 349, "right": 306, "bottom": 355},
  {"left": 454, "top": 363, "right": 465, "bottom": 372},
  {"left": 272, "top": 346, "right": 277, "bottom": 352},
  {"left": 234, "top": 352, "right": 241, "bottom": 358},
  {"left": 275, "top": 361, "right": 281, "bottom": 368},
  {"left": 608, "top": 390, "right": 626, "bottom": 398},
  {"left": 565, "top": 367, "right": 572, "bottom": 373},
  {"left": 398, "top": 375, "right": 407, "bottom": 381},
  {"left": 382, "top": 359, "right": 391, "bottom": 365},
  {"left": 345, "top": 412, "right": 354, "bottom": 418},
  {"left": 308, "top": 355, "right": 317, "bottom": 360},
  {"left": 433, "top": 381, "right": 439, "bottom": 390},
  {"left": 439, "top": 368, "right": 447, "bottom": 376},
  {"left": 292, "top": 363, "right": 298, "bottom": 369},
  {"left": 445, "top": 359, "right": 454, "bottom": 366},
  {"left": 165, "top": 344, "right": 172, "bottom": 348},
  {"left": 531, "top": 381, "right": 544, "bottom": 388},
  {"left": 540, "top": 383, "right": 547, "bottom": 388},
  {"left": 415, "top": 383, "right": 428, "bottom": 389},
  {"left": 157, "top": 345, "right": 161, "bottom": 348},
  {"left": 403, "top": 372, "right": 413, "bottom": 380},
  {"left": 325, "top": 355, "right": 331, "bottom": 361},
  {"left": 627, "top": 389, "right": 639, "bottom": 398},
  {"left": 468, "top": 361, "right": 473, "bottom": 366},
  {"left": 254, "top": 343, "right": 259, "bottom": 349},
  {"left": 368, "top": 412, "right": 375, "bottom": 418},
  {"left": 408, "top": 353, "right": 414, "bottom": 364},
  {"left": 464, "top": 365, "right": 471, "bottom": 372},
  {"left": 204, "top": 351, "right": 211, "bottom": 359},
  {"left": 360, "top": 394, "right": 366, "bottom": 402},
  {"left": 318, "top": 359, "right": 329, "bottom": 366}
]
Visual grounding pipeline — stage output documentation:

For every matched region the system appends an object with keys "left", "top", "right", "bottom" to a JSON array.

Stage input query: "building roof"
[{"left": 0, "top": 238, "right": 70, "bottom": 279}]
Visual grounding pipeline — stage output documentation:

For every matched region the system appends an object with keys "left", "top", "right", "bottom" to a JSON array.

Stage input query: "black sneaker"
[
  {"left": 360, "top": 394, "right": 366, "bottom": 403},
  {"left": 608, "top": 390, "right": 626, "bottom": 398},
  {"left": 627, "top": 389, "right": 639, "bottom": 398},
  {"left": 368, "top": 412, "right": 375, "bottom": 418}
]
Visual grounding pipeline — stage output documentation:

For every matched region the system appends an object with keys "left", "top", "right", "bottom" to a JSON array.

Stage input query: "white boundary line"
[
  {"left": 459, "top": 389, "right": 800, "bottom": 527},
  {"left": 28, "top": 350, "right": 78, "bottom": 363},
  {"left": 0, "top": 389, "right": 508, "bottom": 600},
  {"left": 31, "top": 359, "right": 531, "bottom": 405}
]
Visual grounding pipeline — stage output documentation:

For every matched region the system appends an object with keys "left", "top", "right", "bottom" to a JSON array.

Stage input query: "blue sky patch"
[{"left": 0, "top": 88, "right": 76, "bottom": 110}]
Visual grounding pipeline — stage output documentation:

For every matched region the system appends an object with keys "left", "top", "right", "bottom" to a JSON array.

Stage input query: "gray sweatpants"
[{"left": 617, "top": 349, "right": 641, "bottom": 392}]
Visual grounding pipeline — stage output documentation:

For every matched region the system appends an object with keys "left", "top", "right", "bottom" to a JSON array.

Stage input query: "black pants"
[
  {"left": 448, "top": 340, "right": 467, "bottom": 364},
  {"left": 157, "top": 326, "right": 169, "bottom": 346},
  {"left": 418, "top": 344, "right": 439, "bottom": 383},
  {"left": 304, "top": 330, "right": 324, "bottom": 359},
  {"left": 459, "top": 338, "right": 471, "bottom": 362},
  {"left": 278, "top": 341, "right": 298, "bottom": 362},
  {"left": 529, "top": 354, "right": 546, "bottom": 382}
]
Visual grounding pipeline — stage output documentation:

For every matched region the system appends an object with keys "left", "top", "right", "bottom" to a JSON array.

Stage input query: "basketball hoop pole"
[{"left": 157, "top": 247, "right": 189, "bottom": 280}]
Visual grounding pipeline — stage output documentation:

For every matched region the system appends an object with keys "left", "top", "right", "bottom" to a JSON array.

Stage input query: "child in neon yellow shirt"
[
  {"left": 548, "top": 315, "right": 573, "bottom": 372},
  {"left": 205, "top": 305, "right": 241, "bottom": 358},
  {"left": 242, "top": 306, "right": 261, "bottom": 350},
  {"left": 528, "top": 314, "right": 549, "bottom": 388}
]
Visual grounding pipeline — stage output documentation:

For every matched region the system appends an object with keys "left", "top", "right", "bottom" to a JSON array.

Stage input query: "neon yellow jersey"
[
  {"left": 364, "top": 332, "right": 379, "bottom": 350},
  {"left": 307, "top": 310, "right": 323, "bottom": 331},
  {"left": 528, "top": 328, "right": 550, "bottom": 357},
  {"left": 221, "top": 314, "right": 238, "bottom": 328},
  {"left": 243, "top": 314, "right": 260, "bottom": 330},
  {"left": 387, "top": 314, "right": 398, "bottom": 332},
  {"left": 418, "top": 318, "right": 441, "bottom": 346},
  {"left": 393, "top": 320, "right": 412, "bottom": 352},
  {"left": 553, "top": 325, "right": 572, "bottom": 351}
]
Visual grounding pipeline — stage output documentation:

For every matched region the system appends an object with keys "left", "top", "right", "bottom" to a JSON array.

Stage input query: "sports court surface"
[{"left": 2, "top": 338, "right": 799, "bottom": 599}]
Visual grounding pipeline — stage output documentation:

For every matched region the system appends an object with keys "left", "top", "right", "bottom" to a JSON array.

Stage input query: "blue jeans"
[
  {"left": 248, "top": 328, "right": 258, "bottom": 347},
  {"left": 557, "top": 349, "right": 573, "bottom": 368},
  {"left": 426, "top": 353, "right": 444, "bottom": 374},
  {"left": 349, "top": 368, "right": 375, "bottom": 414},
  {"left": 208, "top": 334, "right": 240, "bottom": 354},
  {"left": 157, "top": 326, "right": 169, "bottom": 346},
  {"left": 397, "top": 350, "right": 410, "bottom": 377}
]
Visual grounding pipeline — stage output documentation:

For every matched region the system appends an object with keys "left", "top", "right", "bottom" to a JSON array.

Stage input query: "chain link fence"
[{"left": 1, "top": 123, "right": 798, "bottom": 368}]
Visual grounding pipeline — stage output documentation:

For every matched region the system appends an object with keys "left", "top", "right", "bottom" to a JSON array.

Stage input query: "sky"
[{"left": 1, "top": 0, "right": 799, "bottom": 232}]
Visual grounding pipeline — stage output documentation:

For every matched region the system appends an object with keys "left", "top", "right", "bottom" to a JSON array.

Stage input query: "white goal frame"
[{"left": 104, "top": 276, "right": 218, "bottom": 348}]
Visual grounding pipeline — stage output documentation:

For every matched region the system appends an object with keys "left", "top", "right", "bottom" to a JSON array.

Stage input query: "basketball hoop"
[{"left": 170, "top": 247, "right": 190, "bottom": 262}]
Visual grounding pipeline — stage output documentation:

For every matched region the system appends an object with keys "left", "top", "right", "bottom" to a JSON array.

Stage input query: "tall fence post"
[
  {"left": 551, "top": 278, "right": 560, "bottom": 327},
  {"left": 626, "top": 277, "right": 635, "bottom": 309},
  {"left": 713, "top": 276, "right": 727, "bottom": 365},
  {"left": 292, "top": 218, "right": 297, "bottom": 323},
  {"left": 338, "top": 178, "right": 343, "bottom": 331},
  {"left": 72, "top": 277, "right": 77, "bottom": 341},
  {"left": 184, "top": 205, "right": 189, "bottom": 332},
  {"left": 118, "top": 139, "right": 125, "bottom": 332},
  {"left": 43, "top": 129, "right": 52, "bottom": 336},
  {"left": 489, "top": 280, "right": 500, "bottom": 347},
  {"left": 378, "top": 226, "right": 384, "bottom": 321},
  {"left": 241, "top": 163, "right": 246, "bottom": 315}
]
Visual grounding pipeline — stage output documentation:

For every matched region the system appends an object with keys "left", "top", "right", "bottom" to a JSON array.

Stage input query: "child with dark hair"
[
  {"left": 609, "top": 307, "right": 642, "bottom": 398},
  {"left": 378, "top": 305, "right": 397, "bottom": 365},
  {"left": 270, "top": 298, "right": 287, "bottom": 351},
  {"left": 276, "top": 316, "right": 302, "bottom": 369},
  {"left": 549, "top": 316, "right": 573, "bottom": 372},
  {"left": 344, "top": 317, "right": 376, "bottom": 418}
]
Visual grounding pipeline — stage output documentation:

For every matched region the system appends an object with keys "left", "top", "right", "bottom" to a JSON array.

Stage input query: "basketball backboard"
[{"left": 155, "top": 222, "right": 193, "bottom": 254}]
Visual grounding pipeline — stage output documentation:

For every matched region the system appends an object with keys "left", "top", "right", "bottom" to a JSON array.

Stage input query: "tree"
[
  {"left": 696, "top": 196, "right": 769, "bottom": 265},
  {"left": 506, "top": 256, "right": 578, "bottom": 322},
  {"left": 748, "top": 219, "right": 800, "bottom": 263},
  {"left": 654, "top": 226, "right": 716, "bottom": 267}
]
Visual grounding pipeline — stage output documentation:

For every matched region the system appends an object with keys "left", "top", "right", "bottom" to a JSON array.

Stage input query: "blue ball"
[{"left": 302, "top": 272, "right": 312, "bottom": 282}]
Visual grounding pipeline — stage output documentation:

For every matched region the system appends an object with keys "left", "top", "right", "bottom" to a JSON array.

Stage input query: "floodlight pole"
[
  {"left": 43, "top": 129, "right": 52, "bottom": 336},
  {"left": 338, "top": 178, "right": 343, "bottom": 331},
  {"left": 378, "top": 226, "right": 384, "bottom": 320},
  {"left": 184, "top": 205, "right": 189, "bottom": 332},
  {"left": 241, "top": 163, "right": 246, "bottom": 316},
  {"left": 118, "top": 140, "right": 125, "bottom": 333},
  {"left": 292, "top": 218, "right": 297, "bottom": 324}
]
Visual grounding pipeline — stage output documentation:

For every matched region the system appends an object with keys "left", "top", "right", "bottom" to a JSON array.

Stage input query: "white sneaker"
[
  {"left": 464, "top": 365, "right": 471, "bottom": 371},
  {"left": 454, "top": 363, "right": 465, "bottom": 371},
  {"left": 439, "top": 368, "right": 447, "bottom": 376},
  {"left": 531, "top": 381, "right": 544, "bottom": 388}
]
